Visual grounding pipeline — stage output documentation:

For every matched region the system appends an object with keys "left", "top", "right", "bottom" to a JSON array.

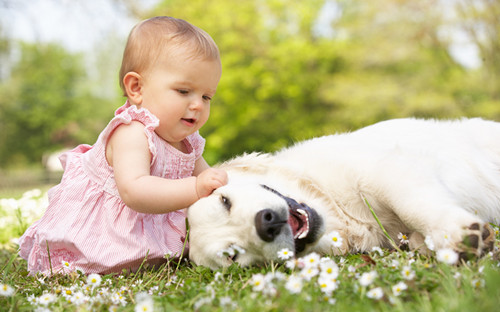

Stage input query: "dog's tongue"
[{"left": 288, "top": 213, "right": 301, "bottom": 235}]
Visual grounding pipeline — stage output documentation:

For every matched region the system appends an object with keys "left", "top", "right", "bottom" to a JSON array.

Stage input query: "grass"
[{"left": 1, "top": 190, "right": 500, "bottom": 311}]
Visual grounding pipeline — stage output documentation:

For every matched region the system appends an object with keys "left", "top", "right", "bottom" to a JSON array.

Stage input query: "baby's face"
[{"left": 139, "top": 49, "right": 221, "bottom": 146}]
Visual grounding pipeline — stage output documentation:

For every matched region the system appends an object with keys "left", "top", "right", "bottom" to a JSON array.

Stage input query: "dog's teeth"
[
  {"left": 297, "top": 209, "right": 306, "bottom": 215},
  {"left": 298, "top": 229, "right": 309, "bottom": 239}
]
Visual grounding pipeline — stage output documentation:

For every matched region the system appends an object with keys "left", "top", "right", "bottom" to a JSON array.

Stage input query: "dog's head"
[{"left": 187, "top": 183, "right": 324, "bottom": 269}]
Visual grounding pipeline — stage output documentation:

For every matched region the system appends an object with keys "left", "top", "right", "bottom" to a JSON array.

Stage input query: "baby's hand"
[{"left": 195, "top": 168, "right": 228, "bottom": 198}]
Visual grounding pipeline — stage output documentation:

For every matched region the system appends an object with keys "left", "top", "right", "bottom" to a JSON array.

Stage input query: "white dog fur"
[{"left": 188, "top": 118, "right": 500, "bottom": 269}]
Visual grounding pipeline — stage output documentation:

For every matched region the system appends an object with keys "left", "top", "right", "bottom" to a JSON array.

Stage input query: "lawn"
[{"left": 1, "top": 190, "right": 500, "bottom": 311}]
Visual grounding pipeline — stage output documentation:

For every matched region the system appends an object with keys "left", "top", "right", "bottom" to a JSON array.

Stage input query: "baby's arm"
[{"left": 107, "top": 121, "right": 224, "bottom": 214}]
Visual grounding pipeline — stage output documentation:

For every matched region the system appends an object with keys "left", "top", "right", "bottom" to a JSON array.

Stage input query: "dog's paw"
[{"left": 457, "top": 223, "right": 495, "bottom": 262}]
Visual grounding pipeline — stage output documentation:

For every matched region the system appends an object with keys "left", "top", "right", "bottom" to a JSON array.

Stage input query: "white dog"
[{"left": 188, "top": 118, "right": 500, "bottom": 269}]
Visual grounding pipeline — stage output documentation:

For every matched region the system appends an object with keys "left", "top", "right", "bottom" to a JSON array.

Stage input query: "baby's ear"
[{"left": 122, "top": 72, "right": 143, "bottom": 105}]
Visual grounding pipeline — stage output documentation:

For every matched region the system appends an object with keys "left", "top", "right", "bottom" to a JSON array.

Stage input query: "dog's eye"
[{"left": 220, "top": 195, "right": 231, "bottom": 211}]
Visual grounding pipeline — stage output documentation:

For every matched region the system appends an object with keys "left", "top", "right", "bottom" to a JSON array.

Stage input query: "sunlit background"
[{"left": 0, "top": 0, "right": 499, "bottom": 192}]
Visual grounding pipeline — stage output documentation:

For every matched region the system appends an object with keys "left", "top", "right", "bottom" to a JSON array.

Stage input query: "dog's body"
[{"left": 188, "top": 118, "right": 500, "bottom": 269}]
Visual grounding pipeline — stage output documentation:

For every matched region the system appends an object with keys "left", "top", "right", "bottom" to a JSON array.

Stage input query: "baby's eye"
[
  {"left": 177, "top": 89, "right": 189, "bottom": 95},
  {"left": 203, "top": 95, "right": 212, "bottom": 101}
]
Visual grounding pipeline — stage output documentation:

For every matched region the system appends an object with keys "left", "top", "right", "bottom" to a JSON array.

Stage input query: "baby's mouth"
[{"left": 182, "top": 118, "right": 196, "bottom": 126}]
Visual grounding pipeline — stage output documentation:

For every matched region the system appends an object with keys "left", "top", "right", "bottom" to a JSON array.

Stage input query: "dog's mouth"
[
  {"left": 261, "top": 185, "right": 323, "bottom": 254},
  {"left": 286, "top": 199, "right": 322, "bottom": 254},
  {"left": 289, "top": 205, "right": 310, "bottom": 240}
]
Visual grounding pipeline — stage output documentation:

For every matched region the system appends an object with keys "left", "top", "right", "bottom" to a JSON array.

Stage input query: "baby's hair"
[{"left": 119, "top": 16, "right": 220, "bottom": 96}]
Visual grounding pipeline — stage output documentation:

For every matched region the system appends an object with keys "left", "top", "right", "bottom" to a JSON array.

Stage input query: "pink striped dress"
[{"left": 18, "top": 102, "right": 205, "bottom": 275}]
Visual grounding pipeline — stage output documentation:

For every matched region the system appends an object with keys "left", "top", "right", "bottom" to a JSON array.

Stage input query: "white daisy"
[
  {"left": 326, "top": 231, "right": 343, "bottom": 248},
  {"left": 111, "top": 292, "right": 127, "bottom": 306},
  {"left": 26, "top": 294, "right": 37, "bottom": 305},
  {"left": 135, "top": 299, "right": 154, "bottom": 312},
  {"left": 401, "top": 266, "right": 416, "bottom": 280},
  {"left": 424, "top": 235, "right": 435, "bottom": 251},
  {"left": 70, "top": 291, "right": 88, "bottom": 305},
  {"left": 398, "top": 232, "right": 409, "bottom": 245},
  {"left": 366, "top": 287, "right": 384, "bottom": 300},
  {"left": 38, "top": 293, "right": 56, "bottom": 306},
  {"left": 285, "top": 275, "right": 303, "bottom": 294},
  {"left": 0, "top": 284, "right": 14, "bottom": 297},
  {"left": 359, "top": 270, "right": 378, "bottom": 287},
  {"left": 87, "top": 273, "right": 102, "bottom": 288},
  {"left": 300, "top": 266, "right": 320, "bottom": 281},
  {"left": 320, "top": 259, "right": 339, "bottom": 278},
  {"left": 250, "top": 274, "right": 266, "bottom": 292},
  {"left": 277, "top": 248, "right": 294, "bottom": 260},
  {"left": 436, "top": 248, "right": 458, "bottom": 265},
  {"left": 317, "top": 276, "right": 338, "bottom": 294},
  {"left": 302, "top": 252, "right": 321, "bottom": 268},
  {"left": 471, "top": 278, "right": 485, "bottom": 289},
  {"left": 392, "top": 282, "right": 407, "bottom": 296},
  {"left": 61, "top": 260, "right": 71, "bottom": 270}
]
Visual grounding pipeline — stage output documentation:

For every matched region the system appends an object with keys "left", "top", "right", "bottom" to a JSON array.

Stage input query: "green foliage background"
[{"left": 0, "top": 0, "right": 499, "bottom": 168}]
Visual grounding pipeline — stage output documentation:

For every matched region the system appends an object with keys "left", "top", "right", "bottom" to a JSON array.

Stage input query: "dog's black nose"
[{"left": 255, "top": 209, "right": 286, "bottom": 242}]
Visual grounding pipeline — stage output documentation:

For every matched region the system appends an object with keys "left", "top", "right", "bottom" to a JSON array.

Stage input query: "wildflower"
[
  {"left": 302, "top": 252, "right": 321, "bottom": 268},
  {"left": 214, "top": 272, "right": 223, "bottom": 282},
  {"left": 392, "top": 282, "right": 407, "bottom": 296},
  {"left": 324, "top": 297, "right": 336, "bottom": 305},
  {"left": 436, "top": 248, "right": 458, "bottom": 265},
  {"left": 320, "top": 259, "right": 339, "bottom": 278},
  {"left": 326, "top": 231, "right": 343, "bottom": 248},
  {"left": 87, "top": 273, "right": 102, "bottom": 288},
  {"left": 366, "top": 287, "right": 384, "bottom": 300},
  {"left": 317, "top": 276, "right": 338, "bottom": 294},
  {"left": 398, "top": 232, "right": 409, "bottom": 245},
  {"left": 70, "top": 291, "right": 88, "bottom": 305},
  {"left": 371, "top": 246, "right": 384, "bottom": 256},
  {"left": 390, "top": 259, "right": 400, "bottom": 268},
  {"left": 300, "top": 266, "right": 320, "bottom": 281},
  {"left": 38, "top": 293, "right": 56, "bottom": 306},
  {"left": 135, "top": 292, "right": 154, "bottom": 312},
  {"left": 219, "top": 296, "right": 237, "bottom": 309},
  {"left": 401, "top": 266, "right": 416, "bottom": 280},
  {"left": 193, "top": 297, "right": 212, "bottom": 310},
  {"left": 27, "top": 294, "right": 37, "bottom": 305},
  {"left": 359, "top": 270, "right": 378, "bottom": 286},
  {"left": 62, "top": 286, "right": 75, "bottom": 298},
  {"left": 250, "top": 274, "right": 266, "bottom": 292},
  {"left": 285, "top": 275, "right": 303, "bottom": 294},
  {"left": 285, "top": 259, "right": 298, "bottom": 270},
  {"left": 424, "top": 235, "right": 435, "bottom": 251},
  {"left": 471, "top": 278, "right": 485, "bottom": 289},
  {"left": 60, "top": 260, "right": 73, "bottom": 272},
  {"left": 0, "top": 284, "right": 14, "bottom": 297},
  {"left": 277, "top": 248, "right": 294, "bottom": 260},
  {"left": 111, "top": 292, "right": 127, "bottom": 306}
]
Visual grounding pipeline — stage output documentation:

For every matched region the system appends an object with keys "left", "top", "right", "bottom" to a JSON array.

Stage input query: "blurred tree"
[
  {"left": 453, "top": 0, "right": 500, "bottom": 118},
  {"left": 151, "top": 0, "right": 343, "bottom": 163},
  {"left": 0, "top": 43, "right": 105, "bottom": 167},
  {"left": 321, "top": 0, "right": 475, "bottom": 129}
]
